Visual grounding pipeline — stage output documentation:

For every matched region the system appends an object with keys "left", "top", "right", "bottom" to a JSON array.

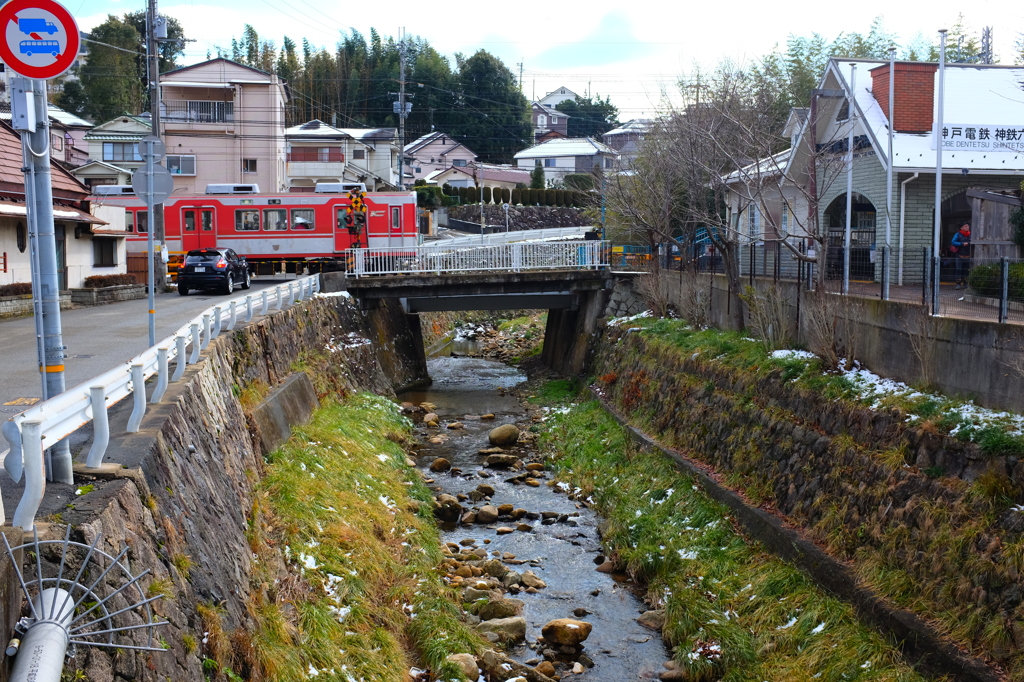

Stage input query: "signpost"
[
  {"left": 1, "top": 0, "right": 79, "bottom": 485},
  {"left": 131, "top": 135, "right": 172, "bottom": 345}
]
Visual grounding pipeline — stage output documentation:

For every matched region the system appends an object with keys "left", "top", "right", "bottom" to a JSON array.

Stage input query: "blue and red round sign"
[{"left": 0, "top": 0, "right": 79, "bottom": 80}]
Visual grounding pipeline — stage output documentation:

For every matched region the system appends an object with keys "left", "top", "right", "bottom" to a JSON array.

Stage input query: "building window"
[
  {"left": 291, "top": 208, "right": 315, "bottom": 230},
  {"left": 452, "top": 159, "right": 467, "bottom": 167},
  {"left": 166, "top": 154, "right": 196, "bottom": 175},
  {"left": 16, "top": 222, "right": 26, "bottom": 252},
  {"left": 93, "top": 239, "right": 116, "bottom": 267},
  {"left": 263, "top": 208, "right": 287, "bottom": 231},
  {"left": 604, "top": 158, "right": 612, "bottom": 168},
  {"left": 353, "top": 149, "right": 365, "bottom": 160},
  {"left": 538, "top": 114, "right": 547, "bottom": 125},
  {"left": 747, "top": 206, "right": 760, "bottom": 242},
  {"left": 551, "top": 116, "right": 558, "bottom": 125},
  {"left": 242, "top": 158, "right": 257, "bottom": 174},
  {"left": 235, "top": 209, "right": 259, "bottom": 231},
  {"left": 103, "top": 142, "right": 140, "bottom": 162},
  {"left": 544, "top": 158, "right": 556, "bottom": 167}
]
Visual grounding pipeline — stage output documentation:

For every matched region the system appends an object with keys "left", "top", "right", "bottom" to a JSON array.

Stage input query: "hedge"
[
  {"left": 84, "top": 274, "right": 138, "bottom": 288},
  {"left": 968, "top": 262, "right": 1024, "bottom": 300},
  {"left": 0, "top": 282, "right": 32, "bottom": 297}
]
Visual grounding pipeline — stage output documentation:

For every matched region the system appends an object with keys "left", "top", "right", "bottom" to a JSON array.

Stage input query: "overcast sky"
[{"left": 73, "top": 0, "right": 1024, "bottom": 120}]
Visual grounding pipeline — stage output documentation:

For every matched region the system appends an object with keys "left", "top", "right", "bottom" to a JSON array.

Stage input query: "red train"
[{"left": 90, "top": 184, "right": 419, "bottom": 275}]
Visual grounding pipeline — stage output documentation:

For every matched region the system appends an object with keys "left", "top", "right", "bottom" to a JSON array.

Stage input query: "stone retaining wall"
[
  {"left": 591, "top": 326, "right": 1024, "bottom": 676},
  {"left": 0, "top": 292, "right": 71, "bottom": 318},
  {"left": 448, "top": 205, "right": 586, "bottom": 231},
  {"left": 22, "top": 293, "right": 427, "bottom": 680},
  {"left": 69, "top": 284, "right": 147, "bottom": 306}
]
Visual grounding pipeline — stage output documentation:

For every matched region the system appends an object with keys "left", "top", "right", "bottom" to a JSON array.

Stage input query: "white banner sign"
[{"left": 932, "top": 124, "right": 1024, "bottom": 152}]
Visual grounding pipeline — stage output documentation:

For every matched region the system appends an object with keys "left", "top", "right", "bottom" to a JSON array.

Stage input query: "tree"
[
  {"left": 555, "top": 95, "right": 619, "bottom": 138},
  {"left": 452, "top": 50, "right": 531, "bottom": 163},
  {"left": 122, "top": 11, "right": 186, "bottom": 110},
  {"left": 55, "top": 80, "right": 89, "bottom": 118},
  {"left": 79, "top": 15, "right": 144, "bottom": 121},
  {"left": 530, "top": 166, "right": 545, "bottom": 189}
]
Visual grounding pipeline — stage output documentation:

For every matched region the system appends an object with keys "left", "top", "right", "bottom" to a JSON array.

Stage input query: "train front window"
[
  {"left": 263, "top": 209, "right": 287, "bottom": 231},
  {"left": 235, "top": 209, "right": 259, "bottom": 231},
  {"left": 291, "top": 208, "right": 315, "bottom": 230},
  {"left": 183, "top": 210, "right": 196, "bottom": 232}
]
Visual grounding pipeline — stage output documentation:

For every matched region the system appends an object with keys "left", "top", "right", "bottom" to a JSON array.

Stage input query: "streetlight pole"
[
  {"left": 147, "top": 0, "right": 166, "bottom": 290},
  {"left": 933, "top": 29, "right": 947, "bottom": 315}
]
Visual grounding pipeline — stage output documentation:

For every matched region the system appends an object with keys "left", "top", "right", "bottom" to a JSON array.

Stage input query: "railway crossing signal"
[{"left": 347, "top": 189, "right": 366, "bottom": 236}]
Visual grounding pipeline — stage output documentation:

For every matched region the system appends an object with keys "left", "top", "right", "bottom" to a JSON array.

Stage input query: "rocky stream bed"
[{"left": 400, "top": 355, "right": 675, "bottom": 681}]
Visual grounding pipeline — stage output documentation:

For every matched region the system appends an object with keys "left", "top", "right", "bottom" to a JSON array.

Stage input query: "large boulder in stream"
[
  {"left": 476, "top": 505, "right": 499, "bottom": 523},
  {"left": 477, "top": 616, "right": 527, "bottom": 642},
  {"left": 433, "top": 494, "right": 463, "bottom": 523},
  {"left": 541, "top": 619, "right": 592, "bottom": 646},
  {"left": 485, "top": 454, "right": 521, "bottom": 468},
  {"left": 488, "top": 424, "right": 520, "bottom": 446}
]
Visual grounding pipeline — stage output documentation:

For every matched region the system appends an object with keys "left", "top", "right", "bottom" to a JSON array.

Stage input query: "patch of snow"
[
  {"left": 771, "top": 349, "right": 817, "bottom": 360},
  {"left": 607, "top": 310, "right": 652, "bottom": 327},
  {"left": 777, "top": 617, "right": 797, "bottom": 630}
]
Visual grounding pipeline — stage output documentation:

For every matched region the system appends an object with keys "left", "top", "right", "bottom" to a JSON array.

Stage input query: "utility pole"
[
  {"left": 517, "top": 62, "right": 523, "bottom": 93},
  {"left": 393, "top": 28, "right": 411, "bottom": 191},
  {"left": 146, "top": 0, "right": 166, "bottom": 288}
]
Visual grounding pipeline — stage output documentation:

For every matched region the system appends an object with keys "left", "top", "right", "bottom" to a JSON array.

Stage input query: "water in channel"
[{"left": 401, "top": 350, "right": 669, "bottom": 680}]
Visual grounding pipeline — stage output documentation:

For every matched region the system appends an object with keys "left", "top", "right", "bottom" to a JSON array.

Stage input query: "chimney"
[{"left": 870, "top": 62, "right": 938, "bottom": 134}]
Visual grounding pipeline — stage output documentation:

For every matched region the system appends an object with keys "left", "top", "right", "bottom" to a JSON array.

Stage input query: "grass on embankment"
[
  {"left": 234, "top": 393, "right": 482, "bottom": 681},
  {"left": 541, "top": 397, "right": 935, "bottom": 682}
]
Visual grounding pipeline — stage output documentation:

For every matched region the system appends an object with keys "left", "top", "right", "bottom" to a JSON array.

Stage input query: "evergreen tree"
[
  {"left": 530, "top": 165, "right": 545, "bottom": 189},
  {"left": 452, "top": 50, "right": 531, "bottom": 163},
  {"left": 55, "top": 80, "right": 89, "bottom": 118},
  {"left": 80, "top": 15, "right": 145, "bottom": 121},
  {"left": 555, "top": 95, "right": 619, "bottom": 138}
]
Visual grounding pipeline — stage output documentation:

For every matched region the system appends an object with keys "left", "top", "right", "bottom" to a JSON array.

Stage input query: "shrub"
[
  {"left": 510, "top": 188, "right": 520, "bottom": 206},
  {"left": 544, "top": 188, "right": 557, "bottom": 206},
  {"left": 414, "top": 185, "right": 442, "bottom": 209},
  {"left": 530, "top": 166, "right": 545, "bottom": 190},
  {"left": 441, "top": 182, "right": 454, "bottom": 196},
  {"left": 84, "top": 274, "right": 137, "bottom": 288},
  {"left": 967, "top": 262, "right": 1024, "bottom": 300},
  {"left": 0, "top": 282, "right": 32, "bottom": 297},
  {"left": 563, "top": 174, "right": 595, "bottom": 191},
  {"left": 555, "top": 189, "right": 565, "bottom": 207},
  {"left": 482, "top": 186, "right": 492, "bottom": 204}
]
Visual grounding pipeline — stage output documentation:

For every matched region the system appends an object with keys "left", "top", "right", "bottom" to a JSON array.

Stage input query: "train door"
[
  {"left": 335, "top": 206, "right": 357, "bottom": 251},
  {"left": 182, "top": 208, "right": 217, "bottom": 251}
]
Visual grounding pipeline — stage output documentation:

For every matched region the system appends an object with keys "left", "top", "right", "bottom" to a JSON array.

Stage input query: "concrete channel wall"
[
  {"left": 0, "top": 293, "right": 427, "bottom": 680},
  {"left": 659, "top": 271, "right": 1024, "bottom": 414}
]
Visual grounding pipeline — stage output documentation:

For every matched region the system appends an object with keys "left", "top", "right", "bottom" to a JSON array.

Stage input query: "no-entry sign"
[{"left": 0, "top": 0, "right": 79, "bottom": 80}]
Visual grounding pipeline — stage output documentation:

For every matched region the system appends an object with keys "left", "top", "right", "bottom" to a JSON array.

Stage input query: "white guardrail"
[
  {"left": 0, "top": 275, "right": 320, "bottom": 530},
  {"left": 341, "top": 240, "right": 609, "bottom": 277}
]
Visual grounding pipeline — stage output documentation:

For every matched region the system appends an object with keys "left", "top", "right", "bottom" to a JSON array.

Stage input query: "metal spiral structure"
[{"left": 2, "top": 526, "right": 166, "bottom": 682}]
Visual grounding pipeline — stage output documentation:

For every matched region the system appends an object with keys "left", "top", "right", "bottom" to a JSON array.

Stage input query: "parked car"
[{"left": 178, "top": 248, "right": 250, "bottom": 295}]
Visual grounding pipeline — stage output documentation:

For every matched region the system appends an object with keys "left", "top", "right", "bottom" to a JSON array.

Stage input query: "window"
[
  {"left": 353, "top": 149, "right": 365, "bottom": 160},
  {"left": 166, "top": 154, "right": 196, "bottom": 175},
  {"left": 103, "top": 142, "right": 140, "bottom": 162},
  {"left": 50, "top": 134, "right": 63, "bottom": 151},
  {"left": 136, "top": 210, "right": 148, "bottom": 234},
  {"left": 235, "top": 209, "right": 259, "bottom": 231},
  {"left": 263, "top": 208, "right": 287, "bottom": 231},
  {"left": 780, "top": 205, "right": 789, "bottom": 235},
  {"left": 604, "top": 158, "right": 612, "bottom": 168},
  {"left": 551, "top": 116, "right": 558, "bottom": 125},
  {"left": 452, "top": 159, "right": 467, "bottom": 167},
  {"left": 125, "top": 209, "right": 135, "bottom": 233},
  {"left": 291, "top": 208, "right": 315, "bottom": 230},
  {"left": 747, "top": 206, "right": 760, "bottom": 242},
  {"left": 16, "top": 222, "right": 25, "bottom": 252},
  {"left": 201, "top": 210, "right": 213, "bottom": 231},
  {"left": 183, "top": 210, "right": 196, "bottom": 232},
  {"left": 538, "top": 114, "right": 547, "bottom": 125},
  {"left": 93, "top": 239, "right": 116, "bottom": 267},
  {"left": 242, "top": 158, "right": 257, "bottom": 174},
  {"left": 544, "top": 158, "right": 556, "bottom": 167},
  {"left": 391, "top": 206, "right": 400, "bottom": 232}
]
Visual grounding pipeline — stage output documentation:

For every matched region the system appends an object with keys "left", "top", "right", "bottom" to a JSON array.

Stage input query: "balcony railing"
[
  {"left": 163, "top": 100, "right": 234, "bottom": 123},
  {"left": 287, "top": 148, "right": 344, "bottom": 163}
]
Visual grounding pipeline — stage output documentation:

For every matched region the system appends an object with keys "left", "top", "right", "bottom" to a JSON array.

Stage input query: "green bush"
[
  {"left": 554, "top": 189, "right": 565, "bottom": 207},
  {"left": 967, "top": 262, "right": 1024, "bottom": 300},
  {"left": 482, "top": 186, "right": 492, "bottom": 204},
  {"left": 415, "top": 185, "right": 442, "bottom": 209},
  {"left": 510, "top": 188, "right": 520, "bottom": 206},
  {"left": 530, "top": 166, "right": 545, "bottom": 190},
  {"left": 544, "top": 188, "right": 557, "bottom": 206},
  {"left": 0, "top": 282, "right": 32, "bottom": 297},
  {"left": 84, "top": 274, "right": 137, "bottom": 288},
  {"left": 563, "top": 174, "right": 595, "bottom": 191},
  {"left": 441, "top": 183, "right": 454, "bottom": 196}
]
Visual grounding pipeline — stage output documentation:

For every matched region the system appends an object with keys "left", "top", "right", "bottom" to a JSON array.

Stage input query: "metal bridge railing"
[
  {"left": 341, "top": 241, "right": 609, "bottom": 277},
  {"left": 0, "top": 275, "right": 321, "bottom": 531}
]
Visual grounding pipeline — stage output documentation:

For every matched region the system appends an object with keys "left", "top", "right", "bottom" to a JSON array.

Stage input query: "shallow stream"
[{"left": 402, "top": 356, "right": 669, "bottom": 680}]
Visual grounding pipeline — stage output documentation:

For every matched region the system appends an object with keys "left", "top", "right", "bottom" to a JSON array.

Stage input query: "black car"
[{"left": 178, "top": 248, "right": 251, "bottom": 295}]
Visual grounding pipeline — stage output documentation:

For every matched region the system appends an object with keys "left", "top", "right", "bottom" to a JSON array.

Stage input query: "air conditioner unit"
[
  {"left": 315, "top": 182, "right": 367, "bottom": 194},
  {"left": 205, "top": 183, "right": 260, "bottom": 194},
  {"left": 91, "top": 185, "right": 135, "bottom": 196}
]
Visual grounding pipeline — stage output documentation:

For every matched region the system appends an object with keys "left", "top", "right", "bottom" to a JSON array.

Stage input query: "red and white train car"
[{"left": 90, "top": 184, "right": 418, "bottom": 273}]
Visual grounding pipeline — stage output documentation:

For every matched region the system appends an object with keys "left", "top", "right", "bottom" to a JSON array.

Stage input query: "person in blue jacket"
[{"left": 951, "top": 223, "right": 971, "bottom": 289}]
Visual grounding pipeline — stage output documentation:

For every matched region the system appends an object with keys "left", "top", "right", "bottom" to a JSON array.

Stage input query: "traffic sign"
[
  {"left": 0, "top": 0, "right": 79, "bottom": 80},
  {"left": 139, "top": 135, "right": 165, "bottom": 162},
  {"left": 131, "top": 164, "right": 174, "bottom": 205}
]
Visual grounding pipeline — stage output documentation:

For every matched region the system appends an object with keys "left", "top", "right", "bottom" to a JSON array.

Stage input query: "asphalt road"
[{"left": 0, "top": 279, "right": 283, "bottom": 415}]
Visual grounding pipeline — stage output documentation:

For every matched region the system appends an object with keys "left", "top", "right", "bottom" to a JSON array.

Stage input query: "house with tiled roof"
[
  {"left": 531, "top": 102, "right": 569, "bottom": 142},
  {"left": 403, "top": 132, "right": 477, "bottom": 188},
  {"left": 513, "top": 137, "right": 618, "bottom": 185},
  {"left": 285, "top": 120, "right": 399, "bottom": 191},
  {"left": 0, "top": 119, "right": 127, "bottom": 290},
  {"left": 426, "top": 163, "right": 531, "bottom": 192},
  {"left": 73, "top": 114, "right": 150, "bottom": 189}
]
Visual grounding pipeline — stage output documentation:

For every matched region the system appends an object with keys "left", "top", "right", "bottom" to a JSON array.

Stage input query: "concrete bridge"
[{"left": 321, "top": 267, "right": 644, "bottom": 374}]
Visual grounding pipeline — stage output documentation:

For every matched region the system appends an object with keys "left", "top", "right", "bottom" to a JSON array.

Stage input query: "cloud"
[{"left": 532, "top": 13, "right": 656, "bottom": 69}]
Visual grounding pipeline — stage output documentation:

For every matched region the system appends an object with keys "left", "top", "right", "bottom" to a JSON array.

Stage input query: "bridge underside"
[{"left": 402, "top": 293, "right": 575, "bottom": 313}]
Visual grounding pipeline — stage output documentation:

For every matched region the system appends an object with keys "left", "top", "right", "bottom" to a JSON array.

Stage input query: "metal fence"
[
  {"left": 0, "top": 276, "right": 320, "bottom": 530},
  {"left": 341, "top": 241, "right": 608, "bottom": 277}
]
